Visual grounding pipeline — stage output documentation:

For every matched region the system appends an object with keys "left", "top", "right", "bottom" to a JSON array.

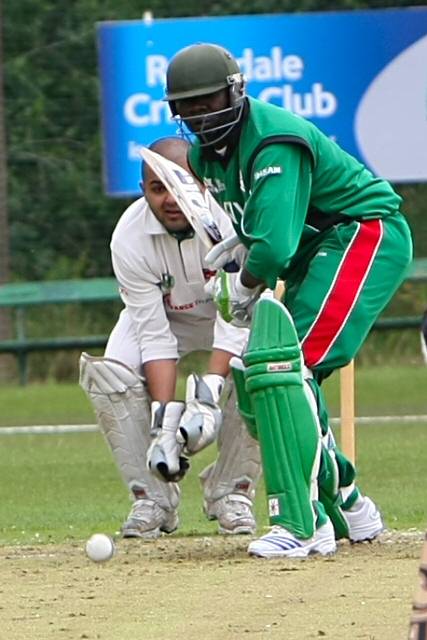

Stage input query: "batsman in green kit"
[{"left": 165, "top": 43, "right": 413, "bottom": 558}]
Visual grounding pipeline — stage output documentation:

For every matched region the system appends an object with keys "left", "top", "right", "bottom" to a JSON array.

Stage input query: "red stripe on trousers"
[{"left": 302, "top": 219, "right": 383, "bottom": 367}]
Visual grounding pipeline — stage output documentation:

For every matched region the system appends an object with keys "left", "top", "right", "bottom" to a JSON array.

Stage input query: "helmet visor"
[{"left": 173, "top": 100, "right": 244, "bottom": 148}]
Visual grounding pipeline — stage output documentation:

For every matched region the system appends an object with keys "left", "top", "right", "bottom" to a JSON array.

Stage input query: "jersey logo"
[
  {"left": 254, "top": 166, "right": 282, "bottom": 181},
  {"left": 157, "top": 272, "right": 175, "bottom": 294},
  {"left": 203, "top": 177, "right": 225, "bottom": 194}
]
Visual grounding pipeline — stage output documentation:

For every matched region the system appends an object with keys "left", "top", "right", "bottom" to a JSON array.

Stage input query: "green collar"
[{"left": 169, "top": 228, "right": 195, "bottom": 242}]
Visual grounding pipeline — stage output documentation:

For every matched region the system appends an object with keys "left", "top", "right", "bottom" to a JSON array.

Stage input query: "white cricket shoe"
[
  {"left": 122, "top": 499, "right": 179, "bottom": 539},
  {"left": 343, "top": 495, "right": 384, "bottom": 542},
  {"left": 248, "top": 518, "right": 336, "bottom": 558},
  {"left": 204, "top": 494, "right": 256, "bottom": 535}
]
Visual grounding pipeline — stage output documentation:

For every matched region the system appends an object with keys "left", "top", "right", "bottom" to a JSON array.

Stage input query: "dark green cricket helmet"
[
  {"left": 164, "top": 43, "right": 244, "bottom": 103},
  {"left": 164, "top": 43, "right": 246, "bottom": 147}
]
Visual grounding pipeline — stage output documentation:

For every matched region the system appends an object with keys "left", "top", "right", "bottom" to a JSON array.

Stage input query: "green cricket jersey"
[{"left": 188, "top": 97, "right": 402, "bottom": 288}]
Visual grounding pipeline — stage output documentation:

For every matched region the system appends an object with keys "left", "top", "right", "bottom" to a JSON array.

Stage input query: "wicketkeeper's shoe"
[
  {"left": 204, "top": 494, "right": 256, "bottom": 535},
  {"left": 248, "top": 518, "right": 336, "bottom": 558},
  {"left": 343, "top": 495, "right": 384, "bottom": 542},
  {"left": 121, "top": 499, "right": 179, "bottom": 539}
]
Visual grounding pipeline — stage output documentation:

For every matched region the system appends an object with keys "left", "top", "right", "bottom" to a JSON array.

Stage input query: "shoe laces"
[
  {"left": 219, "top": 494, "right": 253, "bottom": 516},
  {"left": 129, "top": 499, "right": 158, "bottom": 520}
]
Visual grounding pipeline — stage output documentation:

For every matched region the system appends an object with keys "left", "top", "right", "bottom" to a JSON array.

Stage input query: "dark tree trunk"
[{"left": 0, "top": 1, "right": 14, "bottom": 382}]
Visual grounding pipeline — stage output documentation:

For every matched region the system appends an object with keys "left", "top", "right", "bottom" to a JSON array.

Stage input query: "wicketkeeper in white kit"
[{"left": 79, "top": 136, "right": 261, "bottom": 538}]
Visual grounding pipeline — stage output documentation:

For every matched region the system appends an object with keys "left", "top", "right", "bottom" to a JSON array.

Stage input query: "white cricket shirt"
[{"left": 109, "top": 195, "right": 248, "bottom": 363}]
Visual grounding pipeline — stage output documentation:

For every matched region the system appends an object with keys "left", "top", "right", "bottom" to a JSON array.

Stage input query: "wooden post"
[
  {"left": 273, "top": 280, "right": 285, "bottom": 301},
  {"left": 340, "top": 359, "right": 355, "bottom": 463}
]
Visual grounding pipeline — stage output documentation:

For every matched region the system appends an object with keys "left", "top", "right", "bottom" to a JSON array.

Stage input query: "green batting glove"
[{"left": 207, "top": 270, "right": 262, "bottom": 326}]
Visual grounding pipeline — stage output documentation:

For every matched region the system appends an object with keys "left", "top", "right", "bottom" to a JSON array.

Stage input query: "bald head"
[{"left": 142, "top": 136, "right": 190, "bottom": 182}]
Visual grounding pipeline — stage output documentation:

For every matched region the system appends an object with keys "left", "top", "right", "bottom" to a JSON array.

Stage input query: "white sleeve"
[
  {"left": 212, "top": 312, "right": 249, "bottom": 356},
  {"left": 111, "top": 250, "right": 179, "bottom": 362}
]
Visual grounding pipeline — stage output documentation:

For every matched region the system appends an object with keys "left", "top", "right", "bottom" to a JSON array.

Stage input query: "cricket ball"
[{"left": 85, "top": 533, "right": 115, "bottom": 563}]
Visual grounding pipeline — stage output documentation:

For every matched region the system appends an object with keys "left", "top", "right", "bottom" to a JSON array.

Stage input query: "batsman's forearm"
[{"left": 143, "top": 359, "right": 178, "bottom": 402}]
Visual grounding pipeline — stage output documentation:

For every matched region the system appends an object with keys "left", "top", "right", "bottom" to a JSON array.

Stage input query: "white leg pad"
[
  {"left": 199, "top": 380, "right": 262, "bottom": 503},
  {"left": 79, "top": 353, "right": 179, "bottom": 511}
]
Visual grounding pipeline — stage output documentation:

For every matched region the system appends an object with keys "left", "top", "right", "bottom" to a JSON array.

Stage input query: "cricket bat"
[
  {"left": 140, "top": 147, "right": 231, "bottom": 244},
  {"left": 140, "top": 147, "right": 240, "bottom": 272},
  {"left": 409, "top": 533, "right": 427, "bottom": 640}
]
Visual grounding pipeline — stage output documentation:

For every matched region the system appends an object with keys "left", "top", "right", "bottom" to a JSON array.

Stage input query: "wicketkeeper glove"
[
  {"left": 147, "top": 401, "right": 190, "bottom": 483},
  {"left": 205, "top": 270, "right": 263, "bottom": 328},
  {"left": 177, "top": 374, "right": 224, "bottom": 454},
  {"left": 205, "top": 233, "right": 248, "bottom": 270}
]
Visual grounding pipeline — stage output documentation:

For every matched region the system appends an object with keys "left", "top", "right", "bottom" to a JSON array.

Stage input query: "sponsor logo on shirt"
[
  {"left": 164, "top": 294, "right": 212, "bottom": 311},
  {"left": 253, "top": 166, "right": 282, "bottom": 181}
]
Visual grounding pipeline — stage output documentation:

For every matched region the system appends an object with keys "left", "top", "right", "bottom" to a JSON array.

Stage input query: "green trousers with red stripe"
[
  {"left": 284, "top": 214, "right": 412, "bottom": 375},
  {"left": 234, "top": 213, "right": 412, "bottom": 538},
  {"left": 282, "top": 213, "right": 411, "bottom": 535}
]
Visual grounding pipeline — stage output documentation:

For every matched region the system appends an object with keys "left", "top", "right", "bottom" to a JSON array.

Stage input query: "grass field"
[
  {"left": 0, "top": 364, "right": 425, "bottom": 426},
  {"left": 0, "top": 364, "right": 426, "bottom": 545}
]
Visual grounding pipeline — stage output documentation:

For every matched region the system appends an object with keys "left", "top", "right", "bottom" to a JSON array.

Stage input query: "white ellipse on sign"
[{"left": 355, "top": 34, "right": 427, "bottom": 182}]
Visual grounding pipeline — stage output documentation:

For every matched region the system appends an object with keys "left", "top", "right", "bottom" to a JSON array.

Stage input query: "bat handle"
[{"left": 223, "top": 260, "right": 240, "bottom": 273}]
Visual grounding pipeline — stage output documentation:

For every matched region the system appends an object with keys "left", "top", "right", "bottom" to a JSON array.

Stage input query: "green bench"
[
  {"left": 0, "top": 259, "right": 426, "bottom": 385},
  {"left": 0, "top": 278, "right": 120, "bottom": 384}
]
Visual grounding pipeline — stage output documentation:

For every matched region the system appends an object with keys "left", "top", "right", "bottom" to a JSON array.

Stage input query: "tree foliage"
[{"left": 3, "top": 0, "right": 427, "bottom": 281}]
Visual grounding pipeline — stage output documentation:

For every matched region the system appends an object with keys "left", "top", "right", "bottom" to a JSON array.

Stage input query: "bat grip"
[{"left": 223, "top": 260, "right": 240, "bottom": 273}]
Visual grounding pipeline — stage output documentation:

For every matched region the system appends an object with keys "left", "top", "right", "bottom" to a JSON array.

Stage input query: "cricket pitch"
[{"left": 1, "top": 530, "right": 422, "bottom": 639}]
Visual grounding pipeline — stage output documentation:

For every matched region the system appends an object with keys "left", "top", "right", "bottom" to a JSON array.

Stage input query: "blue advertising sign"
[{"left": 97, "top": 8, "right": 427, "bottom": 196}]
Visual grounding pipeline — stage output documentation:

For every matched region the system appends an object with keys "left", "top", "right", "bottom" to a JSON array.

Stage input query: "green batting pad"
[
  {"left": 230, "top": 360, "right": 258, "bottom": 440},
  {"left": 243, "top": 297, "right": 323, "bottom": 538}
]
